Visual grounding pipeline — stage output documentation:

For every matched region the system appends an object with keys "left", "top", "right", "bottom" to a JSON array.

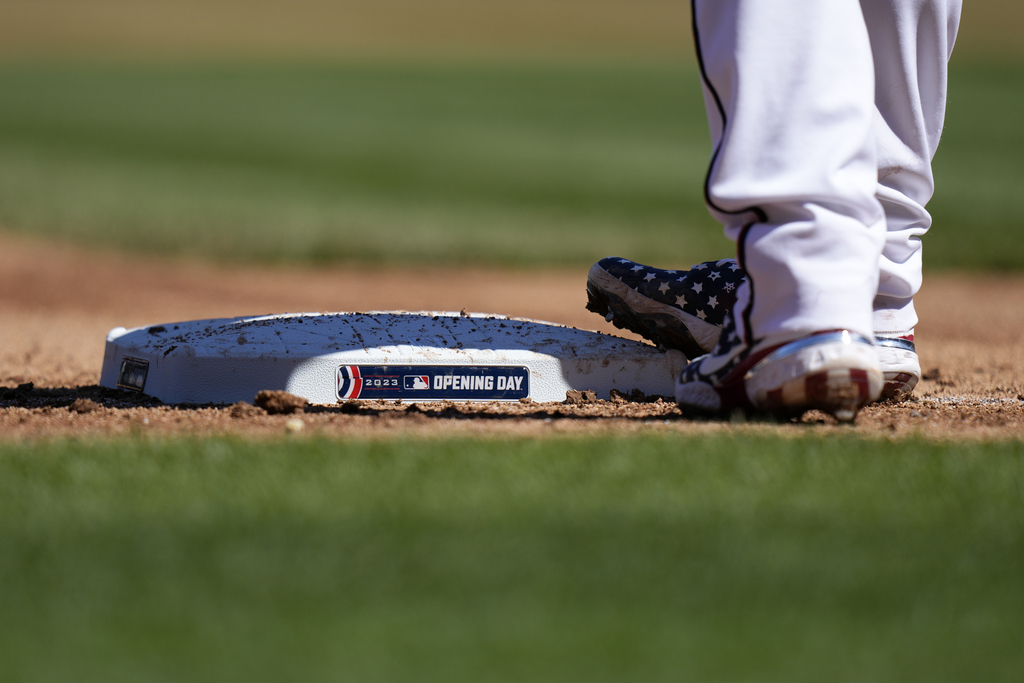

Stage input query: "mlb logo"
[{"left": 404, "top": 375, "right": 430, "bottom": 390}]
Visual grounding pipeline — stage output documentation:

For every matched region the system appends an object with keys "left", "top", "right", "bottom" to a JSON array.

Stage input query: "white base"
[{"left": 100, "top": 312, "right": 686, "bottom": 405}]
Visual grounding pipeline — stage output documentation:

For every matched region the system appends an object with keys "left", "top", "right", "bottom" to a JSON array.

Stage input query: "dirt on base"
[{"left": 1, "top": 232, "right": 1023, "bottom": 441}]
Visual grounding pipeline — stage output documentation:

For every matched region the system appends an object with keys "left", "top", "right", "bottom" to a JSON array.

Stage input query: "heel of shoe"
[
  {"left": 745, "top": 332, "right": 883, "bottom": 421},
  {"left": 876, "top": 336, "right": 920, "bottom": 400}
]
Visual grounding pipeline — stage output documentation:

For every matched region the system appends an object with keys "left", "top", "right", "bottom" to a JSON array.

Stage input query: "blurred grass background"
[
  {"left": 2, "top": 434, "right": 1023, "bottom": 682},
  {"left": 0, "top": 0, "right": 1021, "bottom": 269}
]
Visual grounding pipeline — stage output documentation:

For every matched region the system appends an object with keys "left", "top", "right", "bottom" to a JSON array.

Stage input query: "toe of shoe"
[{"left": 675, "top": 375, "right": 722, "bottom": 413}]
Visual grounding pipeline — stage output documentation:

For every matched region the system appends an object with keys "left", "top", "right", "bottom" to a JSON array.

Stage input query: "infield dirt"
[{"left": 2, "top": 231, "right": 1022, "bottom": 440}]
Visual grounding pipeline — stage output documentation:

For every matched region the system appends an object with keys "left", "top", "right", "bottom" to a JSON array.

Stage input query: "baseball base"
[{"left": 100, "top": 311, "right": 686, "bottom": 405}]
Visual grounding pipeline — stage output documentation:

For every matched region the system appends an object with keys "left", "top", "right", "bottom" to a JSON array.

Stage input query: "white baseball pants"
[{"left": 692, "top": 0, "right": 962, "bottom": 341}]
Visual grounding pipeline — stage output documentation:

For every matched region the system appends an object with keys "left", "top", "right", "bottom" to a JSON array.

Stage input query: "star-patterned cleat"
[
  {"left": 585, "top": 256, "right": 747, "bottom": 359},
  {"left": 674, "top": 311, "right": 883, "bottom": 422}
]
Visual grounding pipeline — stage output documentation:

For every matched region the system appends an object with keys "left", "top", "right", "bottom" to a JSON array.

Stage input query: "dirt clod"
[
  {"left": 255, "top": 390, "right": 308, "bottom": 415},
  {"left": 1, "top": 382, "right": 36, "bottom": 399},
  {"left": 340, "top": 400, "right": 362, "bottom": 414},
  {"left": 229, "top": 402, "right": 264, "bottom": 418},
  {"left": 69, "top": 398, "right": 101, "bottom": 414},
  {"left": 628, "top": 388, "right": 665, "bottom": 403},
  {"left": 564, "top": 389, "right": 598, "bottom": 404}
]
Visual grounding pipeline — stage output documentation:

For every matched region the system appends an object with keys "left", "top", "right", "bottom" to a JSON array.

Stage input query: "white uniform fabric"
[
  {"left": 864, "top": 0, "right": 962, "bottom": 334},
  {"left": 692, "top": 0, "right": 962, "bottom": 342}
]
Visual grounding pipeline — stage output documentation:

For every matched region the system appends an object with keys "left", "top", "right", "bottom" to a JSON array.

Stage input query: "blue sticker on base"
[{"left": 338, "top": 365, "right": 529, "bottom": 401}]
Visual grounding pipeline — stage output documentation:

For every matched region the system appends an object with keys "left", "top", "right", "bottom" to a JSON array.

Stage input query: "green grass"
[
  {"left": 0, "top": 60, "right": 1021, "bottom": 270},
  {"left": 929, "top": 63, "right": 1024, "bottom": 270},
  {"left": 1, "top": 434, "right": 1023, "bottom": 682},
  {"left": 0, "top": 62, "right": 725, "bottom": 268}
]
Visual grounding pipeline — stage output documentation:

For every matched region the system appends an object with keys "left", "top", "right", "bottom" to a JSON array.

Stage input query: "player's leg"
[
  {"left": 862, "top": 0, "right": 962, "bottom": 331},
  {"left": 586, "top": 0, "right": 961, "bottom": 403},
  {"left": 675, "top": 0, "right": 885, "bottom": 419},
  {"left": 852, "top": 0, "right": 963, "bottom": 398}
]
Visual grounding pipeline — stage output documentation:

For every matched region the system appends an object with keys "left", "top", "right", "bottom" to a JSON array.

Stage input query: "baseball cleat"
[
  {"left": 588, "top": 256, "right": 920, "bottom": 401},
  {"left": 674, "top": 312, "right": 883, "bottom": 422},
  {"left": 875, "top": 332, "right": 920, "bottom": 400},
  {"left": 586, "top": 256, "right": 745, "bottom": 359}
]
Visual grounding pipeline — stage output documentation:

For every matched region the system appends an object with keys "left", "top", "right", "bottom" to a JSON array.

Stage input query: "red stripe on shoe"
[
  {"left": 805, "top": 371, "right": 829, "bottom": 404},
  {"left": 850, "top": 368, "right": 869, "bottom": 400}
]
